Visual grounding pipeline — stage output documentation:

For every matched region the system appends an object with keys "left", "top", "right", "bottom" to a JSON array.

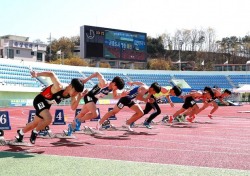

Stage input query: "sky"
[{"left": 0, "top": 0, "right": 249, "bottom": 43}]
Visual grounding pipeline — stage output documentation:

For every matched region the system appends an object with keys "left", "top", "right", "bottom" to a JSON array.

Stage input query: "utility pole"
[
  {"left": 47, "top": 33, "right": 52, "bottom": 62},
  {"left": 178, "top": 40, "right": 183, "bottom": 71}
]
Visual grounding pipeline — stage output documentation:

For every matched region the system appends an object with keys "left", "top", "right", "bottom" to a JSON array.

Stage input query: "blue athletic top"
[{"left": 127, "top": 86, "right": 140, "bottom": 99}]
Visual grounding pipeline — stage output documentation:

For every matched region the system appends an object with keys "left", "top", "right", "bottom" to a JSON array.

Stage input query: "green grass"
[{"left": 0, "top": 152, "right": 249, "bottom": 176}]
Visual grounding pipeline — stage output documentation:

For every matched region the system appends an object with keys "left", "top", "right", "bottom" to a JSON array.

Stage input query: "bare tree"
[
  {"left": 206, "top": 28, "right": 216, "bottom": 52},
  {"left": 173, "top": 30, "right": 183, "bottom": 50},
  {"left": 197, "top": 29, "right": 206, "bottom": 51},
  {"left": 190, "top": 29, "right": 199, "bottom": 51},
  {"left": 182, "top": 29, "right": 191, "bottom": 50},
  {"left": 161, "top": 33, "right": 172, "bottom": 50}
]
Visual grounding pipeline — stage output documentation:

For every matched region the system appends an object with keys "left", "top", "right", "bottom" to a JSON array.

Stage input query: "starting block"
[
  {"left": 75, "top": 108, "right": 85, "bottom": 123},
  {"left": 0, "top": 139, "right": 33, "bottom": 147},
  {"left": 89, "top": 108, "right": 117, "bottom": 121},
  {"left": 108, "top": 108, "right": 117, "bottom": 120},
  {"left": 53, "top": 109, "right": 66, "bottom": 125},
  {"left": 28, "top": 110, "right": 36, "bottom": 123},
  {"left": 170, "top": 122, "right": 196, "bottom": 128},
  {"left": 0, "top": 111, "right": 11, "bottom": 130},
  {"left": 237, "top": 111, "right": 250, "bottom": 113},
  {"left": 90, "top": 108, "right": 100, "bottom": 121},
  {"left": 39, "top": 130, "right": 76, "bottom": 139}
]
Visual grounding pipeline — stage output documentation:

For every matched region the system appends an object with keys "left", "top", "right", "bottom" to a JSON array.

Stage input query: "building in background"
[{"left": 0, "top": 35, "right": 47, "bottom": 62}]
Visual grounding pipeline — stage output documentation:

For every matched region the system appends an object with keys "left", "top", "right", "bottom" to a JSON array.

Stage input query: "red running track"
[{"left": 1, "top": 104, "right": 250, "bottom": 170}]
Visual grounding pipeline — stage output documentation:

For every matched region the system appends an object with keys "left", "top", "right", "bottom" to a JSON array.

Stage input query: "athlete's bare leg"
[
  {"left": 99, "top": 105, "right": 121, "bottom": 124},
  {"left": 209, "top": 101, "right": 219, "bottom": 115},
  {"left": 126, "top": 104, "right": 144, "bottom": 125},
  {"left": 33, "top": 109, "right": 53, "bottom": 131},
  {"left": 22, "top": 116, "right": 42, "bottom": 133}
]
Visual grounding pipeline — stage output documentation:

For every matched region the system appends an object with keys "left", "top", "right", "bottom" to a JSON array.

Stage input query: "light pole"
[
  {"left": 178, "top": 40, "right": 183, "bottom": 71},
  {"left": 47, "top": 33, "right": 52, "bottom": 62},
  {"left": 246, "top": 61, "right": 250, "bottom": 84}
]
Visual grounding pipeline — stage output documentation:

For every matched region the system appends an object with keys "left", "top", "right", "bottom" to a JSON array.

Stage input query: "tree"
[
  {"left": 147, "top": 58, "right": 171, "bottom": 70},
  {"left": 190, "top": 29, "right": 199, "bottom": 51},
  {"left": 99, "top": 62, "right": 111, "bottom": 68},
  {"left": 47, "top": 37, "right": 75, "bottom": 61},
  {"left": 50, "top": 57, "right": 89, "bottom": 66},
  {"left": 161, "top": 33, "right": 172, "bottom": 50},
  {"left": 206, "top": 28, "right": 216, "bottom": 52},
  {"left": 147, "top": 36, "right": 165, "bottom": 58},
  {"left": 70, "top": 35, "right": 80, "bottom": 46}
]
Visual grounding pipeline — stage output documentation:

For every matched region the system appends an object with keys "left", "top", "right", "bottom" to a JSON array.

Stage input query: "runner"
[
  {"left": 97, "top": 82, "right": 162, "bottom": 131},
  {"left": 167, "top": 87, "right": 214, "bottom": 123},
  {"left": 140, "top": 85, "right": 182, "bottom": 128},
  {"left": 194, "top": 87, "right": 232, "bottom": 119},
  {"left": 66, "top": 72, "right": 126, "bottom": 136},
  {"left": 16, "top": 70, "right": 85, "bottom": 144}
]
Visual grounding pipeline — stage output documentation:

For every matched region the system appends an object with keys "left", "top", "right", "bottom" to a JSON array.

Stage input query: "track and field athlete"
[
  {"left": 16, "top": 70, "right": 84, "bottom": 144},
  {"left": 67, "top": 72, "right": 126, "bottom": 136},
  {"left": 97, "top": 82, "right": 162, "bottom": 131}
]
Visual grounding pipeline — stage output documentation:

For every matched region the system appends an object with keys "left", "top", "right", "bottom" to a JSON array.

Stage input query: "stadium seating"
[
  {"left": 1, "top": 61, "right": 249, "bottom": 91},
  {"left": 0, "top": 63, "right": 41, "bottom": 87},
  {"left": 173, "top": 74, "right": 233, "bottom": 89},
  {"left": 228, "top": 75, "right": 250, "bottom": 87},
  {"left": 126, "top": 73, "right": 172, "bottom": 87},
  {"left": 31, "top": 66, "right": 95, "bottom": 88}
]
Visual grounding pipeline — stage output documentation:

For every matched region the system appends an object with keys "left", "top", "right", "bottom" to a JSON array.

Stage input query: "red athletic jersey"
[
  {"left": 40, "top": 85, "right": 70, "bottom": 104},
  {"left": 40, "top": 85, "right": 54, "bottom": 99}
]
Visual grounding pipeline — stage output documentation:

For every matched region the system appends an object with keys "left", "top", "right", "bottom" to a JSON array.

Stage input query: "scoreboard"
[{"left": 80, "top": 25, "right": 147, "bottom": 62}]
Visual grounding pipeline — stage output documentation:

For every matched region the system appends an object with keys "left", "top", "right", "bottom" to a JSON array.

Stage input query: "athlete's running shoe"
[
  {"left": 162, "top": 115, "right": 169, "bottom": 123},
  {"left": 208, "top": 114, "right": 213, "bottom": 119},
  {"left": 143, "top": 121, "right": 152, "bottom": 129},
  {"left": 67, "top": 124, "right": 73, "bottom": 136},
  {"left": 130, "top": 122, "right": 135, "bottom": 128},
  {"left": 30, "top": 130, "right": 38, "bottom": 144},
  {"left": 186, "top": 117, "right": 194, "bottom": 123},
  {"left": 176, "top": 115, "right": 185, "bottom": 122},
  {"left": 122, "top": 124, "right": 133, "bottom": 132},
  {"left": 75, "top": 118, "right": 81, "bottom": 131},
  {"left": 102, "top": 120, "right": 111, "bottom": 129},
  {"left": 168, "top": 115, "right": 173, "bottom": 123},
  {"left": 15, "top": 130, "right": 24, "bottom": 142},
  {"left": 83, "top": 126, "right": 99, "bottom": 135}
]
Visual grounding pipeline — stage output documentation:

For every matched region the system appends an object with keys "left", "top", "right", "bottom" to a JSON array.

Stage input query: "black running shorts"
[
  {"left": 83, "top": 94, "right": 98, "bottom": 104},
  {"left": 182, "top": 96, "right": 196, "bottom": 109},
  {"left": 33, "top": 94, "right": 52, "bottom": 119},
  {"left": 116, "top": 96, "right": 136, "bottom": 109}
]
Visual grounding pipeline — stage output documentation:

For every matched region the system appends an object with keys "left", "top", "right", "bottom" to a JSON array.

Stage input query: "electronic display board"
[{"left": 82, "top": 25, "right": 147, "bottom": 62}]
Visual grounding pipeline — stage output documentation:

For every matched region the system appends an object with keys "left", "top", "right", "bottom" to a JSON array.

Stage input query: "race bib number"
[
  {"left": 87, "top": 96, "right": 93, "bottom": 101},
  {"left": 37, "top": 102, "right": 45, "bottom": 110},
  {"left": 117, "top": 102, "right": 124, "bottom": 109}
]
